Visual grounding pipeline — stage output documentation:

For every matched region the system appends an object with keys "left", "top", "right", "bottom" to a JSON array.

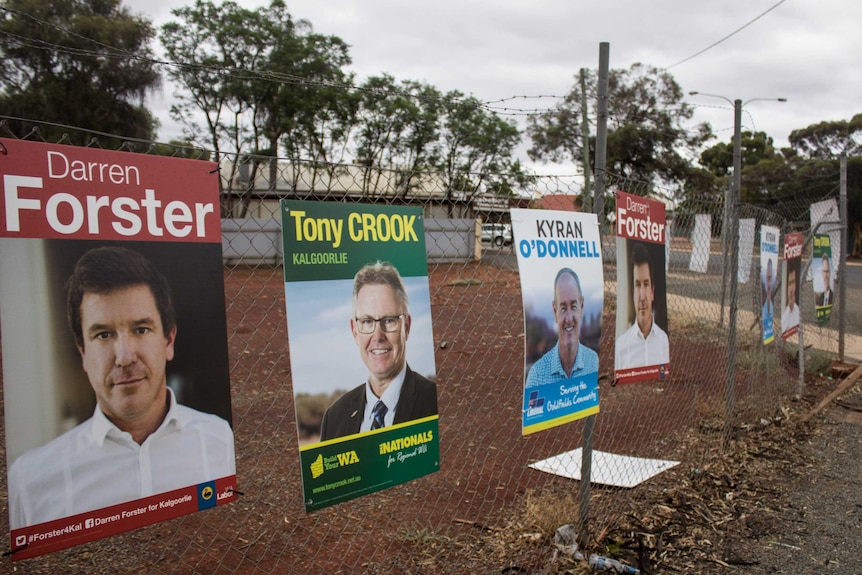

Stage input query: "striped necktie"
[{"left": 371, "top": 400, "right": 388, "bottom": 430}]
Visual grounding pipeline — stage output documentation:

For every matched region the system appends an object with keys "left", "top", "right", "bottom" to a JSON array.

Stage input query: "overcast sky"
[{"left": 130, "top": 0, "right": 860, "bottom": 174}]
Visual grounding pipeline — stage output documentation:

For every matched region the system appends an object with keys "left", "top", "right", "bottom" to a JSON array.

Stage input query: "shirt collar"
[
  {"left": 364, "top": 363, "right": 407, "bottom": 414},
  {"left": 90, "top": 387, "right": 179, "bottom": 446},
  {"left": 552, "top": 341, "right": 586, "bottom": 376},
  {"left": 634, "top": 317, "right": 657, "bottom": 341}
]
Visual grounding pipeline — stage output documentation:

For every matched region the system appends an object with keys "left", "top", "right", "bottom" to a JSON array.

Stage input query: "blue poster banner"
[
  {"left": 510, "top": 208, "right": 603, "bottom": 435},
  {"left": 760, "top": 225, "right": 779, "bottom": 344}
]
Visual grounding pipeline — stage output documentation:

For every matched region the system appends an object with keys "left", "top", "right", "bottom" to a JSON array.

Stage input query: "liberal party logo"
[
  {"left": 527, "top": 390, "right": 545, "bottom": 417},
  {"left": 197, "top": 481, "right": 217, "bottom": 510}
]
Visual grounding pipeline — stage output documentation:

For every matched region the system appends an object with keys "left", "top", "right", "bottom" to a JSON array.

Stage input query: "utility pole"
[
  {"left": 723, "top": 98, "right": 742, "bottom": 444},
  {"left": 592, "top": 44, "right": 609, "bottom": 222},
  {"left": 580, "top": 68, "right": 592, "bottom": 212},
  {"left": 688, "top": 92, "right": 786, "bottom": 446},
  {"left": 839, "top": 154, "right": 848, "bottom": 361},
  {"left": 579, "top": 41, "right": 609, "bottom": 550}
]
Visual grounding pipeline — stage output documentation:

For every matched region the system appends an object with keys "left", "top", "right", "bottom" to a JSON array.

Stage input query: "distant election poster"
[
  {"left": 781, "top": 232, "right": 804, "bottom": 340},
  {"left": 760, "top": 225, "right": 779, "bottom": 345},
  {"left": 281, "top": 200, "right": 439, "bottom": 512},
  {"left": 0, "top": 139, "right": 237, "bottom": 560},
  {"left": 809, "top": 198, "right": 840, "bottom": 284},
  {"left": 688, "top": 214, "right": 711, "bottom": 273},
  {"left": 813, "top": 234, "right": 834, "bottom": 325},
  {"left": 614, "top": 192, "right": 670, "bottom": 384},
  {"left": 511, "top": 208, "right": 602, "bottom": 435}
]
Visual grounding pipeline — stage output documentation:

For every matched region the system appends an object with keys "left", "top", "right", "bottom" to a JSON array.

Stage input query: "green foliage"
[
  {"left": 438, "top": 90, "right": 522, "bottom": 197},
  {"left": 527, "top": 63, "right": 712, "bottom": 194},
  {"left": 699, "top": 131, "right": 779, "bottom": 178},
  {"left": 158, "top": 1, "right": 530, "bottom": 206},
  {"left": 294, "top": 391, "right": 343, "bottom": 440},
  {"left": 0, "top": 0, "right": 160, "bottom": 143},
  {"left": 354, "top": 74, "right": 443, "bottom": 178},
  {"left": 160, "top": 0, "right": 354, "bottom": 164},
  {"left": 788, "top": 114, "right": 862, "bottom": 159},
  {"left": 352, "top": 77, "right": 527, "bottom": 197}
]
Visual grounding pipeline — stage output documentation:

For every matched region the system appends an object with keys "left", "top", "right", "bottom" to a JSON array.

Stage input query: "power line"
[{"left": 664, "top": 0, "right": 788, "bottom": 70}]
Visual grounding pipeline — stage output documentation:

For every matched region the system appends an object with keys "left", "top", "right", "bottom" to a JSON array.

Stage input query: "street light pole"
[
  {"left": 725, "top": 97, "right": 742, "bottom": 445},
  {"left": 688, "top": 91, "right": 786, "bottom": 445}
]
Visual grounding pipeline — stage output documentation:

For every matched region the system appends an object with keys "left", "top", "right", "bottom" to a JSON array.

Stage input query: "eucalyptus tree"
[
  {"left": 161, "top": 0, "right": 354, "bottom": 213},
  {"left": 161, "top": 0, "right": 353, "bottom": 160},
  {"left": 788, "top": 114, "right": 862, "bottom": 159},
  {"left": 527, "top": 63, "right": 710, "bottom": 195},
  {"left": 354, "top": 75, "right": 442, "bottom": 169},
  {"left": 437, "top": 91, "right": 522, "bottom": 210},
  {"left": 699, "top": 131, "right": 781, "bottom": 178},
  {"left": 0, "top": 0, "right": 160, "bottom": 144},
  {"left": 353, "top": 75, "right": 443, "bottom": 196},
  {"left": 161, "top": 0, "right": 272, "bottom": 160}
]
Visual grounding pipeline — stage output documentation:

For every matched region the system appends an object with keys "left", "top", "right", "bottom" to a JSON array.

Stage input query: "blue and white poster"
[
  {"left": 511, "top": 208, "right": 602, "bottom": 435},
  {"left": 760, "top": 225, "right": 779, "bottom": 344}
]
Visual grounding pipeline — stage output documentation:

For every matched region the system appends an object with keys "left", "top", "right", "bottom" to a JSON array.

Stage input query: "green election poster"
[
  {"left": 813, "top": 234, "right": 834, "bottom": 325},
  {"left": 281, "top": 200, "right": 440, "bottom": 512}
]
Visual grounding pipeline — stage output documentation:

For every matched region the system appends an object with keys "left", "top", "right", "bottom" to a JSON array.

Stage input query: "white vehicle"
[{"left": 481, "top": 223, "right": 513, "bottom": 247}]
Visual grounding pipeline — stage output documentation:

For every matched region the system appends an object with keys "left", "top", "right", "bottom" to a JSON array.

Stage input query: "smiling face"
[
  {"left": 553, "top": 272, "right": 584, "bottom": 360},
  {"left": 78, "top": 284, "right": 175, "bottom": 437},
  {"left": 351, "top": 283, "right": 410, "bottom": 394}
]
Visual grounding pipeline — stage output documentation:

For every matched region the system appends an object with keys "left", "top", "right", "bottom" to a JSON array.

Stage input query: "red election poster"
[
  {"left": 780, "top": 231, "right": 804, "bottom": 340},
  {"left": 614, "top": 191, "right": 670, "bottom": 384},
  {"left": 0, "top": 139, "right": 237, "bottom": 560}
]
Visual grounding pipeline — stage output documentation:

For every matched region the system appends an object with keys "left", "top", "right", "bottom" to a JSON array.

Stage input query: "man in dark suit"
[
  {"left": 319, "top": 262, "right": 437, "bottom": 441},
  {"left": 815, "top": 253, "right": 834, "bottom": 307}
]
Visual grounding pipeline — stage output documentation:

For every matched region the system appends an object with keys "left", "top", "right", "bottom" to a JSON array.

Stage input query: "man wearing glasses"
[{"left": 319, "top": 261, "right": 437, "bottom": 441}]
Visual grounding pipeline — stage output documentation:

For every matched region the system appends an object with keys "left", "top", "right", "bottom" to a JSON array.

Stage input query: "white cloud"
[{"left": 126, "top": 0, "right": 861, "bottom": 159}]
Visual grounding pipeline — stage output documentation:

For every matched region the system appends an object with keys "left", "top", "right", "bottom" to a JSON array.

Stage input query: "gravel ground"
[
  {"left": 730, "top": 400, "right": 862, "bottom": 574},
  {"left": 582, "top": 374, "right": 862, "bottom": 575}
]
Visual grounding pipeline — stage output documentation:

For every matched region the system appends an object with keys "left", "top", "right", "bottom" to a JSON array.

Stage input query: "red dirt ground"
[{"left": 0, "top": 260, "right": 802, "bottom": 574}]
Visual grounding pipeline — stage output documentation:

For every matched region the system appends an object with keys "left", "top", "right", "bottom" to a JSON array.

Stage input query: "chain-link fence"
[{"left": 0, "top": 122, "right": 853, "bottom": 574}]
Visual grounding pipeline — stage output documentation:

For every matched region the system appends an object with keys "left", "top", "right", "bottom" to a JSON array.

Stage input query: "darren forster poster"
[
  {"left": 781, "top": 232, "right": 803, "bottom": 340},
  {"left": 281, "top": 200, "right": 440, "bottom": 512},
  {"left": 511, "top": 208, "right": 602, "bottom": 436},
  {"left": 0, "top": 138, "right": 237, "bottom": 560},
  {"left": 614, "top": 191, "right": 670, "bottom": 384}
]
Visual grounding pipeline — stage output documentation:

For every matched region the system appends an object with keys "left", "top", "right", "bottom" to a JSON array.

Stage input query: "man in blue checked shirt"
[{"left": 526, "top": 267, "right": 599, "bottom": 388}]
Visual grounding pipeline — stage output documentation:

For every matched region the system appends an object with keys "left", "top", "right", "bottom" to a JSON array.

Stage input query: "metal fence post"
[
  {"left": 578, "top": 40, "right": 609, "bottom": 548},
  {"left": 839, "top": 155, "right": 848, "bottom": 361},
  {"left": 723, "top": 100, "right": 742, "bottom": 447}
]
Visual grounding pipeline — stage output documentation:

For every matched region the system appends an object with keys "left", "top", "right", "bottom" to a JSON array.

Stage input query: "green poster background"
[
  {"left": 813, "top": 233, "right": 833, "bottom": 325},
  {"left": 299, "top": 417, "right": 439, "bottom": 512},
  {"left": 281, "top": 200, "right": 440, "bottom": 512},
  {"left": 281, "top": 200, "right": 428, "bottom": 281}
]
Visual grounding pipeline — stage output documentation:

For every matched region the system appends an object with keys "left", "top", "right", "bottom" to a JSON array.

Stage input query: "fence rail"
[{"left": 0, "top": 125, "right": 854, "bottom": 574}]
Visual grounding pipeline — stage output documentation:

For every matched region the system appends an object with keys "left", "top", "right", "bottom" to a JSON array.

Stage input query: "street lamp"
[
  {"left": 688, "top": 91, "right": 787, "bottom": 445},
  {"left": 689, "top": 91, "right": 786, "bottom": 213},
  {"left": 689, "top": 91, "right": 786, "bottom": 323}
]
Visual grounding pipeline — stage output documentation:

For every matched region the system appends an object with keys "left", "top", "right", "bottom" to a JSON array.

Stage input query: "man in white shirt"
[
  {"left": 8, "top": 246, "right": 235, "bottom": 529},
  {"left": 615, "top": 243, "right": 669, "bottom": 371},
  {"left": 781, "top": 265, "right": 800, "bottom": 336}
]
